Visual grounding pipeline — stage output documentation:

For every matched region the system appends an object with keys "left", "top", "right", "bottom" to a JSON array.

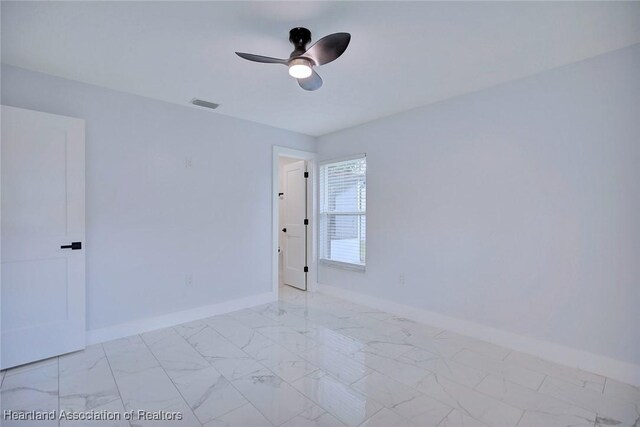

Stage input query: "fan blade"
[
  {"left": 235, "top": 52, "right": 288, "bottom": 64},
  {"left": 303, "top": 32, "right": 351, "bottom": 66},
  {"left": 297, "top": 69, "right": 323, "bottom": 91}
]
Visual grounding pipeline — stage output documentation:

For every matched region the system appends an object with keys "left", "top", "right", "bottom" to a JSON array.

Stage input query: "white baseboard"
[
  {"left": 318, "top": 284, "right": 640, "bottom": 387},
  {"left": 86, "top": 291, "right": 276, "bottom": 345}
]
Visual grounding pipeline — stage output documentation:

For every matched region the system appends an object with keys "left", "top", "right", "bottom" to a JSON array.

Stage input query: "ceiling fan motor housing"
[{"left": 289, "top": 27, "right": 312, "bottom": 56}]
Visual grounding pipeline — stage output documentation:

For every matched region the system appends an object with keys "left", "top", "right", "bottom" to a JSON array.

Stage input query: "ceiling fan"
[{"left": 235, "top": 27, "right": 351, "bottom": 91}]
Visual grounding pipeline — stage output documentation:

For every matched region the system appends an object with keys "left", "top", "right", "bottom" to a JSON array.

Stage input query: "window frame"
[{"left": 318, "top": 154, "right": 367, "bottom": 272}]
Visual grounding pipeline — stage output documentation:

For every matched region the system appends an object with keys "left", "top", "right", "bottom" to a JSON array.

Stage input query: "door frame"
[{"left": 272, "top": 146, "right": 317, "bottom": 296}]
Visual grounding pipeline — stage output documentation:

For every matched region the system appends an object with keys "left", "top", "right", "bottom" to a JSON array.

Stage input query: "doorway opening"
[{"left": 272, "top": 147, "right": 316, "bottom": 297}]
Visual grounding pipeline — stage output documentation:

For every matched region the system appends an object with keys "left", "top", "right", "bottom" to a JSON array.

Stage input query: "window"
[{"left": 319, "top": 156, "right": 366, "bottom": 269}]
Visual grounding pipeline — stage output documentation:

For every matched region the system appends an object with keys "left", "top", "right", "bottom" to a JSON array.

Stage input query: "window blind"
[{"left": 319, "top": 157, "right": 366, "bottom": 268}]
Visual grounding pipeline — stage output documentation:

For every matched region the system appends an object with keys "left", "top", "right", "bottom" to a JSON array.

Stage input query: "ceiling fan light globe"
[{"left": 288, "top": 59, "right": 312, "bottom": 79}]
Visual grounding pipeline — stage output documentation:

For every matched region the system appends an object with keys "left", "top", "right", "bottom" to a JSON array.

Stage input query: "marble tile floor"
[{"left": 1, "top": 286, "right": 639, "bottom": 427}]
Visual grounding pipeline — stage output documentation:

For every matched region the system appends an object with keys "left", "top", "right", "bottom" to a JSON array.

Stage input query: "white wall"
[
  {"left": 1, "top": 65, "right": 315, "bottom": 333},
  {"left": 317, "top": 45, "right": 640, "bottom": 367}
]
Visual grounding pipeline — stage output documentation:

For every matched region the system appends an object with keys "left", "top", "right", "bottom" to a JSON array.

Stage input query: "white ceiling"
[{"left": 2, "top": 2, "right": 640, "bottom": 136}]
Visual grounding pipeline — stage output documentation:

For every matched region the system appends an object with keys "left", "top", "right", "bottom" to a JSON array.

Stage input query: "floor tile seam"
[
  {"left": 453, "top": 348, "right": 553, "bottom": 390},
  {"left": 177, "top": 322, "right": 301, "bottom": 427},
  {"left": 234, "top": 364, "right": 316, "bottom": 427},
  {"left": 428, "top": 372, "right": 516, "bottom": 427},
  {"left": 434, "top": 407, "right": 456, "bottom": 427},
  {"left": 100, "top": 343, "right": 133, "bottom": 427},
  {"left": 505, "top": 355, "right": 607, "bottom": 389},
  {"left": 472, "top": 372, "right": 600, "bottom": 421},
  {"left": 138, "top": 336, "right": 203, "bottom": 427},
  {"left": 291, "top": 370, "right": 386, "bottom": 427},
  {"left": 476, "top": 377, "right": 599, "bottom": 417}
]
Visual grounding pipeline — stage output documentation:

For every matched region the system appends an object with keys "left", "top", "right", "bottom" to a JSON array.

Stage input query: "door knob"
[
  {"left": 282, "top": 228, "right": 287, "bottom": 233},
  {"left": 61, "top": 242, "right": 82, "bottom": 250}
]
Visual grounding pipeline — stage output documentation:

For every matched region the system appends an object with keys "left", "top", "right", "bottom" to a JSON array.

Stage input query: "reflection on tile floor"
[{"left": 1, "top": 286, "right": 639, "bottom": 426}]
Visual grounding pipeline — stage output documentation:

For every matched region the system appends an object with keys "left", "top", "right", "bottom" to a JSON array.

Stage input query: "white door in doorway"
[
  {"left": 1, "top": 106, "right": 86, "bottom": 370},
  {"left": 282, "top": 160, "right": 307, "bottom": 290}
]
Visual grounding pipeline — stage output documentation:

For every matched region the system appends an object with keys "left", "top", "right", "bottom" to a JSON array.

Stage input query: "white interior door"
[
  {"left": 1, "top": 105, "right": 86, "bottom": 370},
  {"left": 282, "top": 160, "right": 307, "bottom": 290}
]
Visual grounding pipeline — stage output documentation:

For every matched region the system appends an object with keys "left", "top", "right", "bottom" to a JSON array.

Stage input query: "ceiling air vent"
[{"left": 190, "top": 98, "right": 220, "bottom": 110}]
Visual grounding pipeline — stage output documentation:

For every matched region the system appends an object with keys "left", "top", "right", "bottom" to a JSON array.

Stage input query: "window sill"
[{"left": 319, "top": 259, "right": 366, "bottom": 272}]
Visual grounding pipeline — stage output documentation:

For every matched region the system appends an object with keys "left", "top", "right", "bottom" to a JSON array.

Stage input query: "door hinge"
[
  {"left": 304, "top": 172, "right": 309, "bottom": 178},
  {"left": 304, "top": 219, "right": 309, "bottom": 225},
  {"left": 304, "top": 266, "right": 309, "bottom": 273}
]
